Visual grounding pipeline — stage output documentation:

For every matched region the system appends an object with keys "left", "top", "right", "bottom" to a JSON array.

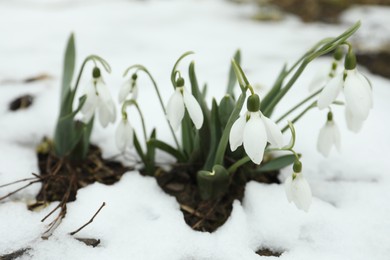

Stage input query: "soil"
[
  {"left": 270, "top": 0, "right": 390, "bottom": 23},
  {"left": 9, "top": 95, "right": 34, "bottom": 111},
  {"left": 154, "top": 164, "right": 280, "bottom": 233},
  {"left": 33, "top": 143, "right": 130, "bottom": 204},
  {"left": 357, "top": 50, "right": 390, "bottom": 79}
]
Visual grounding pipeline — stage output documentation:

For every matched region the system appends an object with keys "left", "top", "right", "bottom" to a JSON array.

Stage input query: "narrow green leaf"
[
  {"left": 133, "top": 132, "right": 146, "bottom": 165},
  {"left": 60, "top": 33, "right": 76, "bottom": 114},
  {"left": 226, "top": 49, "right": 241, "bottom": 98},
  {"left": 256, "top": 154, "right": 296, "bottom": 172},
  {"left": 148, "top": 139, "right": 186, "bottom": 162},
  {"left": 260, "top": 64, "right": 287, "bottom": 116},
  {"left": 145, "top": 129, "right": 157, "bottom": 176},
  {"left": 218, "top": 94, "right": 235, "bottom": 129},
  {"left": 204, "top": 99, "right": 221, "bottom": 170}
]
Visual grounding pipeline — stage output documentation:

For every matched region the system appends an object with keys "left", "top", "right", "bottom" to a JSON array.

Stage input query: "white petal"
[
  {"left": 243, "top": 113, "right": 267, "bottom": 164},
  {"left": 317, "top": 73, "right": 343, "bottom": 109},
  {"left": 345, "top": 107, "right": 364, "bottom": 133},
  {"left": 132, "top": 84, "right": 139, "bottom": 100},
  {"left": 308, "top": 69, "right": 328, "bottom": 92},
  {"left": 291, "top": 174, "right": 312, "bottom": 212},
  {"left": 344, "top": 69, "right": 372, "bottom": 120},
  {"left": 261, "top": 114, "right": 284, "bottom": 148},
  {"left": 332, "top": 121, "right": 341, "bottom": 151},
  {"left": 118, "top": 79, "right": 132, "bottom": 103},
  {"left": 183, "top": 88, "right": 204, "bottom": 129},
  {"left": 115, "top": 119, "right": 134, "bottom": 152},
  {"left": 80, "top": 81, "right": 99, "bottom": 123},
  {"left": 97, "top": 98, "right": 116, "bottom": 128},
  {"left": 317, "top": 121, "right": 334, "bottom": 157},
  {"left": 284, "top": 175, "right": 293, "bottom": 203},
  {"left": 166, "top": 89, "right": 185, "bottom": 131},
  {"left": 229, "top": 114, "right": 246, "bottom": 151}
]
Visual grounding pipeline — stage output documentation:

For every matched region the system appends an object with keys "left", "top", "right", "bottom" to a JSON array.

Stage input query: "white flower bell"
[
  {"left": 166, "top": 77, "right": 203, "bottom": 131},
  {"left": 118, "top": 73, "right": 138, "bottom": 103},
  {"left": 284, "top": 162, "right": 312, "bottom": 212},
  {"left": 81, "top": 67, "right": 116, "bottom": 127},
  {"left": 317, "top": 112, "right": 341, "bottom": 157},
  {"left": 317, "top": 50, "right": 373, "bottom": 123},
  {"left": 229, "top": 94, "right": 283, "bottom": 164},
  {"left": 115, "top": 116, "right": 134, "bottom": 152}
]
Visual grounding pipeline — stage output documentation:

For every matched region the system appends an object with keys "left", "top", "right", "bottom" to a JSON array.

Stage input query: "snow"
[{"left": 1, "top": 0, "right": 390, "bottom": 259}]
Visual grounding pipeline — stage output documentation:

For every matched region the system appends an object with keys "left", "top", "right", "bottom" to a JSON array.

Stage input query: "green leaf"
[
  {"left": 260, "top": 64, "right": 287, "bottom": 116},
  {"left": 133, "top": 132, "right": 146, "bottom": 165},
  {"left": 197, "top": 165, "right": 229, "bottom": 200},
  {"left": 60, "top": 33, "right": 76, "bottom": 115},
  {"left": 218, "top": 94, "right": 235, "bottom": 129},
  {"left": 145, "top": 129, "right": 157, "bottom": 176},
  {"left": 53, "top": 95, "right": 87, "bottom": 157},
  {"left": 148, "top": 139, "right": 186, "bottom": 162},
  {"left": 256, "top": 154, "right": 296, "bottom": 173},
  {"left": 188, "top": 62, "right": 211, "bottom": 162},
  {"left": 204, "top": 99, "right": 221, "bottom": 170},
  {"left": 226, "top": 49, "right": 241, "bottom": 98}
]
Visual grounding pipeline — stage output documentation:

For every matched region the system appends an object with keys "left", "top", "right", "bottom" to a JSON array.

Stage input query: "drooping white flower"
[
  {"left": 345, "top": 107, "right": 364, "bottom": 133},
  {"left": 81, "top": 73, "right": 116, "bottom": 128},
  {"left": 118, "top": 75, "right": 138, "bottom": 103},
  {"left": 229, "top": 94, "right": 283, "bottom": 164},
  {"left": 115, "top": 118, "right": 134, "bottom": 152},
  {"left": 317, "top": 114, "right": 341, "bottom": 157},
  {"left": 166, "top": 86, "right": 203, "bottom": 131},
  {"left": 285, "top": 172, "right": 312, "bottom": 212},
  {"left": 343, "top": 69, "right": 373, "bottom": 120},
  {"left": 317, "top": 48, "right": 373, "bottom": 123}
]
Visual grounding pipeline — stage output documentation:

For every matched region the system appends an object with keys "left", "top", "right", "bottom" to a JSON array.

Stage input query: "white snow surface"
[{"left": 0, "top": 1, "right": 390, "bottom": 259}]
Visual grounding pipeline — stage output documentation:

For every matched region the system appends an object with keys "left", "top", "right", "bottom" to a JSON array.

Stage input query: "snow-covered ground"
[{"left": 0, "top": 1, "right": 390, "bottom": 259}]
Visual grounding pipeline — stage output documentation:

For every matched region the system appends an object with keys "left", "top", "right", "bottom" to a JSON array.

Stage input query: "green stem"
[
  {"left": 227, "top": 156, "right": 251, "bottom": 174},
  {"left": 213, "top": 91, "right": 247, "bottom": 166},
  {"left": 263, "top": 21, "right": 360, "bottom": 116},
  {"left": 123, "top": 65, "right": 180, "bottom": 149},
  {"left": 122, "top": 99, "right": 148, "bottom": 143},
  {"left": 276, "top": 88, "right": 322, "bottom": 124},
  {"left": 71, "top": 55, "right": 111, "bottom": 105},
  {"left": 170, "top": 51, "right": 194, "bottom": 88},
  {"left": 281, "top": 101, "right": 317, "bottom": 133}
]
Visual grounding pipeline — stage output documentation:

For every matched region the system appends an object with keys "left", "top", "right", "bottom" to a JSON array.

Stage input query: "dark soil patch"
[
  {"left": 256, "top": 248, "right": 283, "bottom": 257},
  {"left": 34, "top": 143, "right": 130, "bottom": 204},
  {"left": 271, "top": 0, "right": 390, "bottom": 23},
  {"left": 154, "top": 164, "right": 280, "bottom": 232},
  {"left": 9, "top": 95, "right": 34, "bottom": 111},
  {"left": 357, "top": 51, "right": 390, "bottom": 79}
]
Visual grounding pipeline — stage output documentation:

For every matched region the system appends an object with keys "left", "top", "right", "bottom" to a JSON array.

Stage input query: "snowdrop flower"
[
  {"left": 309, "top": 47, "right": 343, "bottom": 92},
  {"left": 285, "top": 161, "right": 312, "bottom": 212},
  {"left": 118, "top": 73, "right": 138, "bottom": 103},
  {"left": 81, "top": 67, "right": 116, "bottom": 127},
  {"left": 317, "top": 112, "right": 340, "bottom": 157},
  {"left": 115, "top": 116, "right": 134, "bottom": 152},
  {"left": 317, "top": 50, "right": 373, "bottom": 122},
  {"left": 166, "top": 77, "right": 203, "bottom": 131},
  {"left": 229, "top": 94, "right": 283, "bottom": 164}
]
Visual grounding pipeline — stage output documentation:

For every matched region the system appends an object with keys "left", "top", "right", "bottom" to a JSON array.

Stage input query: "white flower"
[
  {"left": 229, "top": 111, "right": 283, "bottom": 164},
  {"left": 317, "top": 68, "right": 373, "bottom": 121},
  {"left": 166, "top": 87, "right": 203, "bottom": 131},
  {"left": 118, "top": 78, "right": 138, "bottom": 103},
  {"left": 285, "top": 173, "right": 312, "bottom": 212},
  {"left": 345, "top": 107, "right": 364, "bottom": 133},
  {"left": 317, "top": 118, "right": 341, "bottom": 157},
  {"left": 115, "top": 118, "right": 134, "bottom": 152},
  {"left": 81, "top": 76, "right": 116, "bottom": 127}
]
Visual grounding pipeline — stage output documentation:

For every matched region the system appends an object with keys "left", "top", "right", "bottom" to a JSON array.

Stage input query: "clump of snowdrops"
[{"left": 52, "top": 21, "right": 371, "bottom": 212}]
